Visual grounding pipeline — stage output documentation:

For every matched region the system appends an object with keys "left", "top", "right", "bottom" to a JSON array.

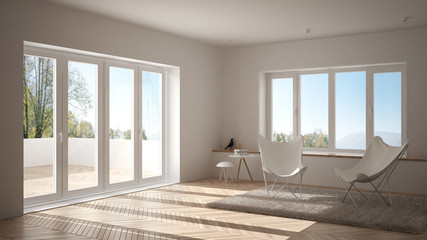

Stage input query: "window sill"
[{"left": 211, "top": 149, "right": 427, "bottom": 162}]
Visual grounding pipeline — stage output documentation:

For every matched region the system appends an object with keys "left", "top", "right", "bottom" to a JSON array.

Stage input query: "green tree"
[
  {"left": 123, "top": 129, "right": 131, "bottom": 140},
  {"left": 67, "top": 63, "right": 92, "bottom": 117},
  {"left": 273, "top": 130, "right": 328, "bottom": 148},
  {"left": 303, "top": 129, "right": 328, "bottom": 148},
  {"left": 68, "top": 111, "right": 95, "bottom": 138},
  {"left": 23, "top": 56, "right": 54, "bottom": 138},
  {"left": 273, "top": 132, "right": 293, "bottom": 143},
  {"left": 23, "top": 55, "right": 92, "bottom": 139},
  {"left": 109, "top": 128, "right": 121, "bottom": 139},
  {"left": 142, "top": 129, "right": 147, "bottom": 140},
  {"left": 78, "top": 121, "right": 95, "bottom": 138},
  {"left": 109, "top": 129, "right": 140, "bottom": 140}
]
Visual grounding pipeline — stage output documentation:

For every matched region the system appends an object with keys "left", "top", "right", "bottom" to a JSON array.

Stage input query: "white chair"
[
  {"left": 216, "top": 161, "right": 234, "bottom": 182},
  {"left": 257, "top": 135, "right": 307, "bottom": 197},
  {"left": 335, "top": 136, "right": 409, "bottom": 207}
]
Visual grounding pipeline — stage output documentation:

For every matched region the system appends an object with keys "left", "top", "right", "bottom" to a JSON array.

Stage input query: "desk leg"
[
  {"left": 242, "top": 158, "right": 254, "bottom": 181},
  {"left": 236, "top": 158, "right": 242, "bottom": 182}
]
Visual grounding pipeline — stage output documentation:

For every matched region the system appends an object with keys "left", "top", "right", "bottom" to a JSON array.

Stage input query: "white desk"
[{"left": 228, "top": 154, "right": 256, "bottom": 182}]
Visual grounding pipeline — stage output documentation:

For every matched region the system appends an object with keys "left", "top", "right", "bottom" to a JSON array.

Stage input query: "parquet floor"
[{"left": 3, "top": 178, "right": 426, "bottom": 239}]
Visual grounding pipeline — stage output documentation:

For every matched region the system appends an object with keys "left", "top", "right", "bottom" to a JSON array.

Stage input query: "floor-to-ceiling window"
[
  {"left": 23, "top": 44, "right": 169, "bottom": 206},
  {"left": 108, "top": 66, "right": 135, "bottom": 184},
  {"left": 67, "top": 60, "right": 99, "bottom": 191},
  {"left": 141, "top": 71, "right": 163, "bottom": 179},
  {"left": 23, "top": 54, "right": 57, "bottom": 198}
]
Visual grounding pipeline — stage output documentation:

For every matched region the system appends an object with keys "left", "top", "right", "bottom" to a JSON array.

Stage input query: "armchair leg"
[
  {"left": 271, "top": 177, "right": 278, "bottom": 192},
  {"left": 299, "top": 172, "right": 304, "bottom": 198},
  {"left": 386, "top": 180, "right": 392, "bottom": 205},
  {"left": 370, "top": 182, "right": 391, "bottom": 206},
  {"left": 263, "top": 171, "right": 268, "bottom": 193},
  {"left": 274, "top": 176, "right": 298, "bottom": 198},
  {"left": 370, "top": 173, "right": 393, "bottom": 206},
  {"left": 338, "top": 177, "right": 359, "bottom": 207}
]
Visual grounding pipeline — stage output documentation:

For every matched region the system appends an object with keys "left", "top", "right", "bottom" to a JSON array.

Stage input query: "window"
[
  {"left": 109, "top": 66, "right": 134, "bottom": 184},
  {"left": 374, "top": 72, "right": 402, "bottom": 146},
  {"left": 23, "top": 43, "right": 173, "bottom": 207},
  {"left": 23, "top": 54, "right": 57, "bottom": 198},
  {"left": 141, "top": 71, "right": 163, "bottom": 178},
  {"left": 271, "top": 77, "right": 294, "bottom": 142},
  {"left": 300, "top": 73, "right": 329, "bottom": 148},
  {"left": 67, "top": 60, "right": 99, "bottom": 191},
  {"left": 335, "top": 71, "right": 366, "bottom": 150},
  {"left": 267, "top": 64, "right": 406, "bottom": 152}
]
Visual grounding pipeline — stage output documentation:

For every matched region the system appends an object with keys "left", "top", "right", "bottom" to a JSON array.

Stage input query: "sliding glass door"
[
  {"left": 108, "top": 66, "right": 135, "bottom": 184},
  {"left": 24, "top": 46, "right": 166, "bottom": 206},
  {"left": 67, "top": 60, "right": 99, "bottom": 191},
  {"left": 24, "top": 52, "right": 103, "bottom": 203},
  {"left": 23, "top": 54, "right": 57, "bottom": 198},
  {"left": 141, "top": 71, "right": 163, "bottom": 179}
]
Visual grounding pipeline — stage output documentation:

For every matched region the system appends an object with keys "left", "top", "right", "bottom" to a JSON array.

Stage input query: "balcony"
[{"left": 24, "top": 138, "right": 161, "bottom": 198}]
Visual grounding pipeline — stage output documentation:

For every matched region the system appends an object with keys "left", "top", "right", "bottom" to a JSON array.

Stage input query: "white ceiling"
[{"left": 46, "top": 0, "right": 427, "bottom": 47}]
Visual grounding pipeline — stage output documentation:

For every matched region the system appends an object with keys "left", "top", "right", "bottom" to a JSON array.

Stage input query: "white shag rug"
[{"left": 206, "top": 186, "right": 427, "bottom": 233}]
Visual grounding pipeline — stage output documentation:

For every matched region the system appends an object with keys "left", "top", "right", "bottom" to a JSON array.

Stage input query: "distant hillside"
[{"left": 336, "top": 132, "right": 401, "bottom": 149}]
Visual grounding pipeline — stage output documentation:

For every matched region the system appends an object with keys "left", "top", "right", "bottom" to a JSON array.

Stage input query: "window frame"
[
  {"left": 298, "top": 70, "right": 331, "bottom": 150},
  {"left": 63, "top": 53, "right": 104, "bottom": 198},
  {"left": 266, "top": 63, "right": 406, "bottom": 154},
  {"left": 104, "top": 60, "right": 139, "bottom": 190},
  {"left": 333, "top": 67, "right": 368, "bottom": 153},
  {"left": 368, "top": 65, "right": 407, "bottom": 149},
  {"left": 23, "top": 47, "right": 63, "bottom": 206},
  {"left": 139, "top": 66, "right": 166, "bottom": 185},
  {"left": 266, "top": 71, "right": 298, "bottom": 142},
  {"left": 23, "top": 44, "right": 170, "bottom": 206}
]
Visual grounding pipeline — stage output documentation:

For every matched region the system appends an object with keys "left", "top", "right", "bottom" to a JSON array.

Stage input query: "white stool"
[{"left": 216, "top": 161, "right": 234, "bottom": 182}]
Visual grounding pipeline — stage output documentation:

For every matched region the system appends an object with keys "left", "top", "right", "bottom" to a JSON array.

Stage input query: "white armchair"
[
  {"left": 257, "top": 135, "right": 307, "bottom": 197},
  {"left": 335, "top": 136, "right": 409, "bottom": 207}
]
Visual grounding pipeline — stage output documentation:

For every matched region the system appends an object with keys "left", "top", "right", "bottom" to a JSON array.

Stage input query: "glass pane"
[
  {"left": 272, "top": 78, "right": 293, "bottom": 142},
  {"left": 109, "top": 67, "right": 134, "bottom": 184},
  {"left": 142, "top": 71, "right": 162, "bottom": 178},
  {"left": 68, "top": 61, "right": 97, "bottom": 191},
  {"left": 301, "top": 73, "right": 329, "bottom": 148},
  {"left": 336, "top": 71, "right": 366, "bottom": 149},
  {"left": 374, "top": 72, "right": 401, "bottom": 146},
  {"left": 23, "top": 55, "right": 56, "bottom": 198}
]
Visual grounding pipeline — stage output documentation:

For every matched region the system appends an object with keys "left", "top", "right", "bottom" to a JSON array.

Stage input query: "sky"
[
  {"left": 68, "top": 62, "right": 161, "bottom": 140},
  {"left": 109, "top": 67, "right": 133, "bottom": 131},
  {"left": 335, "top": 71, "right": 366, "bottom": 141},
  {"left": 142, "top": 71, "right": 161, "bottom": 140},
  {"left": 300, "top": 73, "right": 328, "bottom": 137},
  {"left": 68, "top": 61, "right": 97, "bottom": 125},
  {"left": 272, "top": 71, "right": 401, "bottom": 147}
]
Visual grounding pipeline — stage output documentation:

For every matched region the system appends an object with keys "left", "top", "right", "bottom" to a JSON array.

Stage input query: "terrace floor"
[{"left": 24, "top": 165, "right": 156, "bottom": 198}]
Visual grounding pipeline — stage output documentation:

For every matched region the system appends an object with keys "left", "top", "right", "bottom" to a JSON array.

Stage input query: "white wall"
[
  {"left": 0, "top": 0, "right": 223, "bottom": 219},
  {"left": 2, "top": 0, "right": 426, "bottom": 220},
  {"left": 222, "top": 28, "right": 427, "bottom": 155},
  {"left": 220, "top": 28, "right": 427, "bottom": 195}
]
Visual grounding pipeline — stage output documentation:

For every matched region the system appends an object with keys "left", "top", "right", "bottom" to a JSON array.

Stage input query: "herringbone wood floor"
[{"left": 2, "top": 178, "right": 426, "bottom": 239}]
